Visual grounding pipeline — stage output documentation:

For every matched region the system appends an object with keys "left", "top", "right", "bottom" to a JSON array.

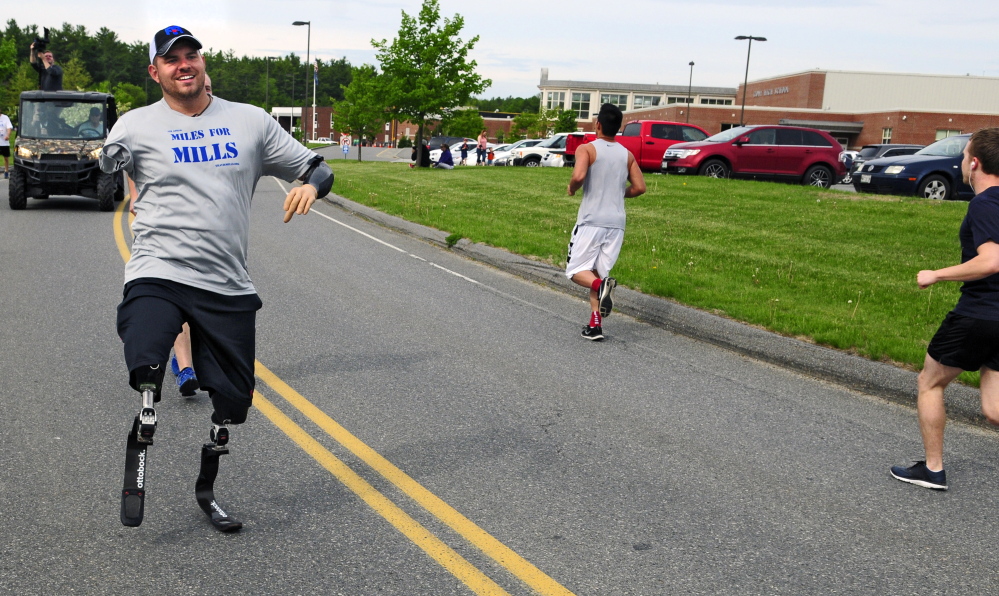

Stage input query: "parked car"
[
  {"left": 513, "top": 133, "right": 569, "bottom": 166},
  {"left": 852, "top": 134, "right": 972, "bottom": 200},
  {"left": 845, "top": 144, "right": 923, "bottom": 183},
  {"left": 566, "top": 120, "right": 709, "bottom": 171},
  {"left": 314, "top": 137, "right": 337, "bottom": 145},
  {"left": 493, "top": 139, "right": 542, "bottom": 166},
  {"left": 540, "top": 152, "right": 564, "bottom": 168},
  {"left": 661, "top": 125, "right": 846, "bottom": 188}
]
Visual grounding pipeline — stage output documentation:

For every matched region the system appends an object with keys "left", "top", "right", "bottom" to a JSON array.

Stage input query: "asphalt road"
[{"left": 2, "top": 175, "right": 998, "bottom": 595}]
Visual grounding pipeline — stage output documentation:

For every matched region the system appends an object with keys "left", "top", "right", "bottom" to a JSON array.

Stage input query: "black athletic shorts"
[
  {"left": 927, "top": 311, "right": 999, "bottom": 372},
  {"left": 117, "top": 278, "right": 262, "bottom": 422},
  {"left": 0, "top": 146, "right": 9, "bottom": 157}
]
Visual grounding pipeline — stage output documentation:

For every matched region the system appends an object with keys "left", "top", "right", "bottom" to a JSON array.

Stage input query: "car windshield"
[
  {"left": 916, "top": 136, "right": 968, "bottom": 157},
  {"left": 538, "top": 135, "right": 564, "bottom": 148},
  {"left": 858, "top": 146, "right": 882, "bottom": 158},
  {"left": 703, "top": 126, "right": 755, "bottom": 143},
  {"left": 21, "top": 100, "right": 107, "bottom": 140}
]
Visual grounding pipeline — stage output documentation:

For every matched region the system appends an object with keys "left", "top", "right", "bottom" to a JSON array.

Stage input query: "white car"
[
  {"left": 492, "top": 139, "right": 542, "bottom": 166},
  {"left": 512, "top": 133, "right": 569, "bottom": 167},
  {"left": 540, "top": 152, "right": 565, "bottom": 168},
  {"left": 314, "top": 137, "right": 336, "bottom": 145}
]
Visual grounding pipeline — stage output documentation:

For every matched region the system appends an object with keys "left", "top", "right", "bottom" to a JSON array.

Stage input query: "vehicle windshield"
[
  {"left": 858, "top": 146, "right": 882, "bottom": 158},
  {"left": 916, "top": 136, "right": 968, "bottom": 157},
  {"left": 21, "top": 100, "right": 107, "bottom": 140},
  {"left": 703, "top": 126, "right": 755, "bottom": 143},
  {"left": 538, "top": 135, "right": 564, "bottom": 148}
]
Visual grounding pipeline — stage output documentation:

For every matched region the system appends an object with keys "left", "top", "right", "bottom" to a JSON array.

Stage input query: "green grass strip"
[{"left": 328, "top": 161, "right": 976, "bottom": 384}]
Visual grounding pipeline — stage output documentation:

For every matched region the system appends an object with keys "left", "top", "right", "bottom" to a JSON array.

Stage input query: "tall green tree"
[
  {"left": 441, "top": 108, "right": 484, "bottom": 138},
  {"left": 553, "top": 107, "right": 578, "bottom": 133},
  {"left": 332, "top": 64, "right": 387, "bottom": 162},
  {"left": 372, "top": 0, "right": 490, "bottom": 166},
  {"left": 61, "top": 55, "right": 92, "bottom": 91}
]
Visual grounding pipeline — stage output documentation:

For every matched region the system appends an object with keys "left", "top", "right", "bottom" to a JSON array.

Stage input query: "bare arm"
[
  {"left": 127, "top": 174, "right": 138, "bottom": 215},
  {"left": 567, "top": 143, "right": 594, "bottom": 196},
  {"left": 918, "top": 240, "right": 999, "bottom": 288},
  {"left": 624, "top": 151, "right": 646, "bottom": 198},
  {"left": 29, "top": 42, "right": 37, "bottom": 64}
]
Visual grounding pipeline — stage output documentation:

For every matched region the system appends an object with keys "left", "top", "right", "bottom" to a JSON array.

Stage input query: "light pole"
[
  {"left": 735, "top": 35, "right": 766, "bottom": 126},
  {"left": 686, "top": 61, "right": 694, "bottom": 123},
  {"left": 293, "top": 20, "right": 310, "bottom": 142},
  {"left": 265, "top": 56, "right": 276, "bottom": 110}
]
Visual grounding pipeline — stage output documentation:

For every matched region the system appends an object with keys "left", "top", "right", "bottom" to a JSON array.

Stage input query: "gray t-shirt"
[{"left": 103, "top": 97, "right": 316, "bottom": 295}]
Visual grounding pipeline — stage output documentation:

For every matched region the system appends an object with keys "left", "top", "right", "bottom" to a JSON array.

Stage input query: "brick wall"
[{"left": 736, "top": 72, "right": 826, "bottom": 110}]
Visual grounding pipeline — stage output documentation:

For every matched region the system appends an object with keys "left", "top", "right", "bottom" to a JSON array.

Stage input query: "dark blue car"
[{"left": 852, "top": 134, "right": 973, "bottom": 200}]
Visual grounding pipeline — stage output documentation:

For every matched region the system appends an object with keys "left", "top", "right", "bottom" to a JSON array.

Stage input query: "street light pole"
[
  {"left": 735, "top": 35, "right": 766, "bottom": 127},
  {"left": 293, "top": 21, "right": 311, "bottom": 143},
  {"left": 686, "top": 61, "right": 694, "bottom": 123},
  {"left": 265, "top": 56, "right": 275, "bottom": 110}
]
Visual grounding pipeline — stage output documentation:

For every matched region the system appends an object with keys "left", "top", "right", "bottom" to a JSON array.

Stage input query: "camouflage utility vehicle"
[{"left": 9, "top": 91, "right": 123, "bottom": 211}]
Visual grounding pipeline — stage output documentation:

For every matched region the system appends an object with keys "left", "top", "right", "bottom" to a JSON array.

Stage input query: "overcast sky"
[{"left": 7, "top": 1, "right": 999, "bottom": 98}]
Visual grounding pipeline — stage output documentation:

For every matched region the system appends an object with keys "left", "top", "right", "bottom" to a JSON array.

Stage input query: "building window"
[
  {"left": 666, "top": 96, "right": 693, "bottom": 104},
  {"left": 720, "top": 123, "right": 738, "bottom": 131},
  {"left": 699, "top": 98, "right": 733, "bottom": 105},
  {"left": 330, "top": 114, "right": 334, "bottom": 130},
  {"left": 571, "top": 92, "right": 591, "bottom": 119},
  {"left": 633, "top": 95, "right": 662, "bottom": 108},
  {"left": 600, "top": 94, "right": 628, "bottom": 111},
  {"left": 882, "top": 127, "right": 893, "bottom": 144},
  {"left": 935, "top": 129, "right": 962, "bottom": 140},
  {"left": 546, "top": 91, "right": 566, "bottom": 110}
]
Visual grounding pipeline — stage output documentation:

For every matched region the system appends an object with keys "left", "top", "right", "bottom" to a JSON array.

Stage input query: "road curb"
[{"left": 322, "top": 193, "right": 986, "bottom": 428}]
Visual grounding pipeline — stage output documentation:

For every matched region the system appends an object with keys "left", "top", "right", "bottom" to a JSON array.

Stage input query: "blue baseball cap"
[{"left": 149, "top": 25, "right": 202, "bottom": 64}]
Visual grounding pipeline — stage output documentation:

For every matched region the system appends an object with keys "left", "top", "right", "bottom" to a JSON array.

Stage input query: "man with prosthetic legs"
[{"left": 104, "top": 25, "right": 334, "bottom": 531}]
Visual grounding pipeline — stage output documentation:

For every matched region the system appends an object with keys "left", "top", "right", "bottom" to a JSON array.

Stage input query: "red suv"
[{"left": 661, "top": 125, "right": 846, "bottom": 188}]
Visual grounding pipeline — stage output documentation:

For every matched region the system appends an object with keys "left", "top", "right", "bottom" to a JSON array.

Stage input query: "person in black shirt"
[
  {"left": 29, "top": 41, "right": 63, "bottom": 91},
  {"left": 891, "top": 128, "right": 999, "bottom": 491}
]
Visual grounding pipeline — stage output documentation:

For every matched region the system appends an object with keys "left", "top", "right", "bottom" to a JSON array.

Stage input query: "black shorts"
[
  {"left": 927, "top": 311, "right": 999, "bottom": 371},
  {"left": 116, "top": 278, "right": 262, "bottom": 421},
  {"left": 0, "top": 146, "right": 9, "bottom": 157}
]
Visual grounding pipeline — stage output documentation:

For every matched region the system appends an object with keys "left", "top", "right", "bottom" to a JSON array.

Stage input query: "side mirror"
[{"left": 736, "top": 136, "right": 750, "bottom": 145}]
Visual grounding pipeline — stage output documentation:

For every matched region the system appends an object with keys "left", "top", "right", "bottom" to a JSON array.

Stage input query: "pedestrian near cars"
[
  {"left": 476, "top": 130, "right": 487, "bottom": 165},
  {"left": 101, "top": 25, "right": 333, "bottom": 530},
  {"left": 0, "top": 109, "right": 13, "bottom": 178},
  {"left": 434, "top": 143, "right": 455, "bottom": 169},
  {"left": 565, "top": 103, "right": 645, "bottom": 341},
  {"left": 459, "top": 141, "right": 469, "bottom": 166},
  {"left": 891, "top": 128, "right": 999, "bottom": 491}
]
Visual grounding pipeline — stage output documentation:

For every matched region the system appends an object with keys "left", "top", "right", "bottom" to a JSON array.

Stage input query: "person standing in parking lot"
[
  {"left": 476, "top": 130, "right": 487, "bottom": 165},
  {"left": 891, "top": 128, "right": 999, "bottom": 491},
  {"left": 565, "top": 103, "right": 645, "bottom": 341},
  {"left": 0, "top": 109, "right": 13, "bottom": 178}
]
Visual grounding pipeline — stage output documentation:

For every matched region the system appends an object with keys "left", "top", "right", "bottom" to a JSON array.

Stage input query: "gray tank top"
[{"left": 576, "top": 139, "right": 628, "bottom": 229}]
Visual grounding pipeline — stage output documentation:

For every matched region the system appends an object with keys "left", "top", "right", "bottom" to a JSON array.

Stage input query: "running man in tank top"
[{"left": 565, "top": 103, "right": 645, "bottom": 341}]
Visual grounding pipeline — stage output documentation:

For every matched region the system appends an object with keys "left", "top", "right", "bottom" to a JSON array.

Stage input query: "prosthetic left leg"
[
  {"left": 195, "top": 420, "right": 243, "bottom": 532},
  {"left": 121, "top": 365, "right": 164, "bottom": 527}
]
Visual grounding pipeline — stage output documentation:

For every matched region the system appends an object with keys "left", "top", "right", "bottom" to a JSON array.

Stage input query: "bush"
[{"left": 398, "top": 135, "right": 412, "bottom": 148}]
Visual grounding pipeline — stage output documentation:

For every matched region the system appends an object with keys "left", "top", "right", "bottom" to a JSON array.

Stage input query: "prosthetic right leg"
[{"left": 120, "top": 364, "right": 164, "bottom": 527}]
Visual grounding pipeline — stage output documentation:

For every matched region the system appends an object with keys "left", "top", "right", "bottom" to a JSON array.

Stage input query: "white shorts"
[{"left": 565, "top": 225, "right": 624, "bottom": 280}]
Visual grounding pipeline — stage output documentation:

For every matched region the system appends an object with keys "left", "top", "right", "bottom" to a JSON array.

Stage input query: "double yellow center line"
[{"left": 113, "top": 197, "right": 574, "bottom": 595}]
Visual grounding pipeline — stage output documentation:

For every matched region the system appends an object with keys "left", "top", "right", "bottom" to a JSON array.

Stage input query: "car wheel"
[
  {"left": 523, "top": 157, "right": 541, "bottom": 167},
  {"left": 97, "top": 172, "right": 116, "bottom": 212},
  {"left": 8, "top": 166, "right": 26, "bottom": 210},
  {"left": 803, "top": 165, "right": 833, "bottom": 188},
  {"left": 918, "top": 175, "right": 951, "bottom": 200},
  {"left": 699, "top": 159, "right": 730, "bottom": 179}
]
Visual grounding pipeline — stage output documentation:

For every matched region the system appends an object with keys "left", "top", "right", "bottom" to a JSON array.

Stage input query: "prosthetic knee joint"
[{"left": 133, "top": 363, "right": 165, "bottom": 444}]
